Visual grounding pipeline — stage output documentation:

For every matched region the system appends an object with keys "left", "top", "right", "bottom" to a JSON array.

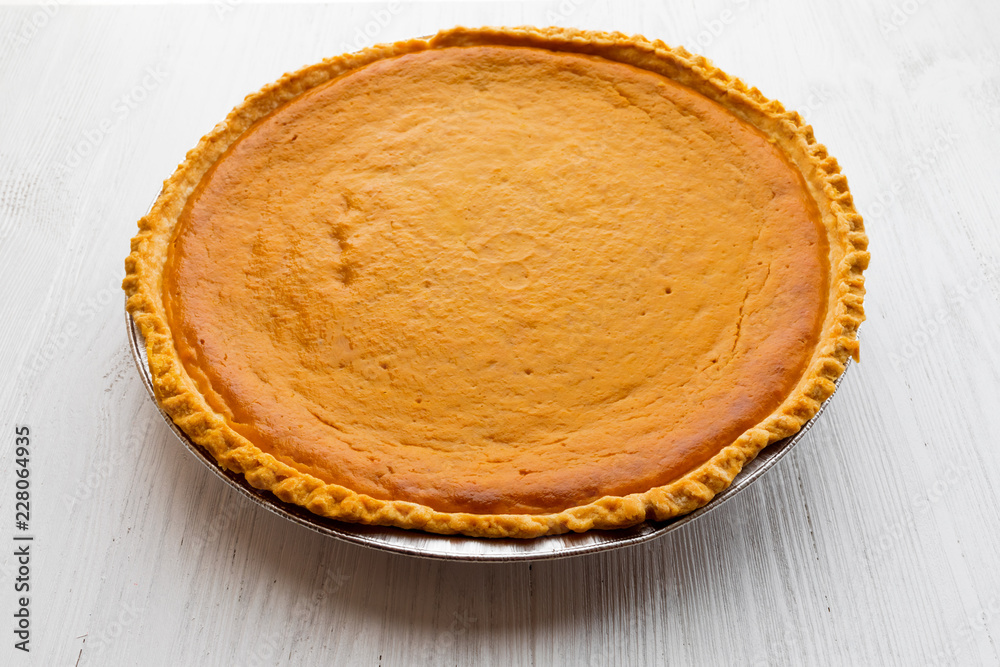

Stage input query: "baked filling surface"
[{"left": 162, "top": 45, "right": 828, "bottom": 515}]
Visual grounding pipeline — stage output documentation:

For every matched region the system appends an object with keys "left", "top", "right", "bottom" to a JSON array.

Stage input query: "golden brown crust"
[{"left": 124, "top": 25, "right": 868, "bottom": 538}]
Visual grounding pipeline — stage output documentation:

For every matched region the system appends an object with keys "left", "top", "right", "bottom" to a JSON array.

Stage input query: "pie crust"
[{"left": 124, "top": 26, "right": 868, "bottom": 538}]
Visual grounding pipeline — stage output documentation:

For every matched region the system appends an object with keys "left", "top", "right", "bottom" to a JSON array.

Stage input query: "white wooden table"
[{"left": 2, "top": 1, "right": 999, "bottom": 665}]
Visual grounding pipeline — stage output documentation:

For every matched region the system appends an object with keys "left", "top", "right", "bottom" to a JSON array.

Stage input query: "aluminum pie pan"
[{"left": 126, "top": 306, "right": 848, "bottom": 562}]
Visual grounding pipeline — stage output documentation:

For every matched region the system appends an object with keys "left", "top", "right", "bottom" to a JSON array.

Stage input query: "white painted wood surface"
[{"left": 1, "top": 1, "right": 999, "bottom": 664}]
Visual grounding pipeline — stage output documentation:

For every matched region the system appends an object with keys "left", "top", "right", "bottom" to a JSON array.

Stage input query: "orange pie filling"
[{"left": 162, "top": 45, "right": 828, "bottom": 515}]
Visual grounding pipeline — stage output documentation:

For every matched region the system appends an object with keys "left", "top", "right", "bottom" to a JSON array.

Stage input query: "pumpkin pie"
[{"left": 124, "top": 26, "right": 868, "bottom": 538}]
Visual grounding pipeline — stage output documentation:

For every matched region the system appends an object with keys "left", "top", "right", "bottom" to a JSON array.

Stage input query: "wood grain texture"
[{"left": 1, "top": 1, "right": 998, "bottom": 665}]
